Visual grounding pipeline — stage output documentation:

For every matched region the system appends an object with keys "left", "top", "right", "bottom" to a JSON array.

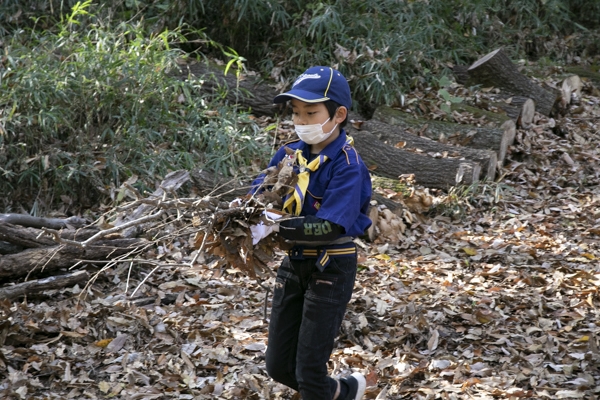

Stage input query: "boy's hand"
[
  {"left": 249, "top": 210, "right": 283, "bottom": 245},
  {"left": 229, "top": 197, "right": 243, "bottom": 207},
  {"left": 250, "top": 222, "right": 278, "bottom": 245}
]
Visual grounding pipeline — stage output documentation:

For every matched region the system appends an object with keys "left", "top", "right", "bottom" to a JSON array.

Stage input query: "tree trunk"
[
  {"left": 467, "top": 48, "right": 557, "bottom": 116},
  {"left": 174, "top": 60, "right": 281, "bottom": 117},
  {"left": 0, "top": 223, "right": 100, "bottom": 249},
  {"left": 372, "top": 106, "right": 513, "bottom": 165},
  {"left": 453, "top": 65, "right": 470, "bottom": 86},
  {"left": 504, "top": 96, "right": 535, "bottom": 129},
  {"left": 348, "top": 128, "right": 480, "bottom": 189},
  {"left": 0, "top": 241, "right": 23, "bottom": 255},
  {"left": 565, "top": 66, "right": 600, "bottom": 86},
  {"left": 469, "top": 96, "right": 535, "bottom": 129},
  {"left": 0, "top": 270, "right": 89, "bottom": 300},
  {"left": 354, "top": 118, "right": 497, "bottom": 181},
  {"left": 0, "top": 214, "right": 88, "bottom": 230},
  {"left": 0, "top": 238, "right": 145, "bottom": 279}
]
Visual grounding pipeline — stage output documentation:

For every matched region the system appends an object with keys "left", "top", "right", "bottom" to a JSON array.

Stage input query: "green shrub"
[
  {"left": 0, "top": 4, "right": 270, "bottom": 212},
  {"left": 2, "top": 1, "right": 599, "bottom": 113},
  {"left": 2, "top": 0, "right": 599, "bottom": 212}
]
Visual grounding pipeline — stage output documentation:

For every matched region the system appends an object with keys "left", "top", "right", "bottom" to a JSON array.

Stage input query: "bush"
[
  {"left": 1, "top": 0, "right": 599, "bottom": 212},
  {"left": 3, "top": 1, "right": 599, "bottom": 112},
  {"left": 0, "top": 4, "right": 270, "bottom": 212}
]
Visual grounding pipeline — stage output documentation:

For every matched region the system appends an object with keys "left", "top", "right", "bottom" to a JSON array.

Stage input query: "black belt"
[{"left": 287, "top": 242, "right": 356, "bottom": 271}]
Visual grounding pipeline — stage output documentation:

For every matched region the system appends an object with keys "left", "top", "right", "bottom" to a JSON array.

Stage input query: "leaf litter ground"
[{"left": 2, "top": 78, "right": 600, "bottom": 400}]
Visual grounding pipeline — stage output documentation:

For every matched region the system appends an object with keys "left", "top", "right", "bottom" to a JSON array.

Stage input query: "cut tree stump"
[
  {"left": 352, "top": 117, "right": 497, "bottom": 181},
  {"left": 559, "top": 75, "right": 583, "bottom": 107},
  {"left": 348, "top": 128, "right": 480, "bottom": 189},
  {"left": 372, "top": 106, "right": 513, "bottom": 165},
  {"left": 0, "top": 270, "right": 89, "bottom": 300},
  {"left": 467, "top": 48, "right": 557, "bottom": 116},
  {"left": 500, "top": 96, "right": 535, "bottom": 129}
]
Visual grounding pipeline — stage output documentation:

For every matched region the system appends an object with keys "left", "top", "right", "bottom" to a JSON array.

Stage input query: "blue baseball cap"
[{"left": 273, "top": 66, "right": 352, "bottom": 109}]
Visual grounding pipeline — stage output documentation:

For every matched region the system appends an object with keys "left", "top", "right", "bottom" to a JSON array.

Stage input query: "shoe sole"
[{"left": 350, "top": 372, "right": 366, "bottom": 400}]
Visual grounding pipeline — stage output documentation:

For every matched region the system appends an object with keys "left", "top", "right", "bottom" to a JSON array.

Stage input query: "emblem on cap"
[{"left": 293, "top": 73, "right": 321, "bottom": 87}]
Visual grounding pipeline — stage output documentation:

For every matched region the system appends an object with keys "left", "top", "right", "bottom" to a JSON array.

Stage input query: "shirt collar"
[{"left": 301, "top": 129, "right": 348, "bottom": 159}]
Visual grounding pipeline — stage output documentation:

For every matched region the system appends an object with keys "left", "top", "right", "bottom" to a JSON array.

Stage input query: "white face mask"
[{"left": 294, "top": 118, "right": 338, "bottom": 145}]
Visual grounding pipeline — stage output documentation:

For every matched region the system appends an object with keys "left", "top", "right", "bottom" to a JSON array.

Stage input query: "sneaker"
[{"left": 342, "top": 372, "right": 366, "bottom": 400}]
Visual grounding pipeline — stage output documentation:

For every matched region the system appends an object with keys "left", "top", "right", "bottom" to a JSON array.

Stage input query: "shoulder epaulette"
[
  {"left": 341, "top": 144, "right": 360, "bottom": 165},
  {"left": 281, "top": 138, "right": 301, "bottom": 146}
]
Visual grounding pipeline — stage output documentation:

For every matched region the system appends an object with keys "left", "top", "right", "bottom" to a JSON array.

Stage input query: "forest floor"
[{"left": 2, "top": 72, "right": 600, "bottom": 400}]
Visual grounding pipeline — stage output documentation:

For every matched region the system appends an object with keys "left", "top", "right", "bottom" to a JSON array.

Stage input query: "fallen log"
[
  {"left": 499, "top": 96, "right": 535, "bottom": 129},
  {"left": 348, "top": 129, "right": 480, "bottom": 189},
  {"left": 372, "top": 106, "right": 513, "bottom": 165},
  {"left": 468, "top": 96, "right": 535, "bottom": 129},
  {"left": 0, "top": 222, "right": 100, "bottom": 249},
  {"left": 565, "top": 65, "right": 600, "bottom": 87},
  {"left": 467, "top": 48, "right": 557, "bottom": 116},
  {"left": 0, "top": 214, "right": 88, "bottom": 230},
  {"left": 0, "top": 241, "right": 23, "bottom": 255},
  {"left": 0, "top": 238, "right": 146, "bottom": 279},
  {"left": 453, "top": 65, "right": 535, "bottom": 128},
  {"left": 0, "top": 270, "right": 90, "bottom": 300},
  {"left": 174, "top": 60, "right": 281, "bottom": 117},
  {"left": 452, "top": 65, "right": 471, "bottom": 86},
  {"left": 352, "top": 117, "right": 497, "bottom": 181}
]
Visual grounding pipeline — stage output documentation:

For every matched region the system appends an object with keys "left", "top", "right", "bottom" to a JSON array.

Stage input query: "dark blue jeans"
[{"left": 265, "top": 255, "right": 357, "bottom": 399}]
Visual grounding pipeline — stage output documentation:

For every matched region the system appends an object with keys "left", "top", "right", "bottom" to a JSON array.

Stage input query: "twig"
[
  {"left": 124, "top": 182, "right": 143, "bottom": 200},
  {"left": 569, "top": 116, "right": 600, "bottom": 120},
  {"left": 80, "top": 210, "right": 165, "bottom": 246},
  {"left": 25, "top": 244, "right": 65, "bottom": 280},
  {"left": 126, "top": 260, "right": 133, "bottom": 294},
  {"left": 255, "top": 280, "right": 272, "bottom": 321},
  {"left": 39, "top": 228, "right": 84, "bottom": 248},
  {"left": 130, "top": 263, "right": 162, "bottom": 297},
  {"left": 189, "top": 205, "right": 220, "bottom": 267},
  {"left": 76, "top": 242, "right": 150, "bottom": 300}
]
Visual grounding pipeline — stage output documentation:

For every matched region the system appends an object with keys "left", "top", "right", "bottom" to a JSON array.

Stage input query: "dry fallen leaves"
[{"left": 2, "top": 73, "right": 600, "bottom": 400}]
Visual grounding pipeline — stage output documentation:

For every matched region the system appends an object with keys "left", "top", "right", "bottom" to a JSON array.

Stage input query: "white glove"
[
  {"left": 249, "top": 210, "right": 283, "bottom": 245},
  {"left": 229, "top": 197, "right": 243, "bottom": 207},
  {"left": 250, "top": 222, "right": 277, "bottom": 245},
  {"left": 264, "top": 210, "right": 283, "bottom": 222}
]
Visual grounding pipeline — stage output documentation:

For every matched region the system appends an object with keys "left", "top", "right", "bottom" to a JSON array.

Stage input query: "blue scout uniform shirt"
[{"left": 252, "top": 129, "right": 372, "bottom": 238}]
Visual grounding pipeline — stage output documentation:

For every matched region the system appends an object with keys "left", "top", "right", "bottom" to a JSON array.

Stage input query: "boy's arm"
[{"left": 278, "top": 215, "right": 344, "bottom": 242}]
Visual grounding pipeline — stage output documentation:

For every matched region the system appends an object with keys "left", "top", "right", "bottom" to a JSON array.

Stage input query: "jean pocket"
[
  {"left": 307, "top": 273, "right": 341, "bottom": 304},
  {"left": 327, "top": 255, "right": 357, "bottom": 276}
]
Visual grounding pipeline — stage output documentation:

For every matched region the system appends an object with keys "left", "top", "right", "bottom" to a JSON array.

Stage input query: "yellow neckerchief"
[{"left": 282, "top": 135, "right": 354, "bottom": 216}]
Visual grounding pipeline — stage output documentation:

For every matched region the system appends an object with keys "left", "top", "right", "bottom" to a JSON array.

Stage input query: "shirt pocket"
[{"left": 305, "top": 189, "right": 324, "bottom": 212}]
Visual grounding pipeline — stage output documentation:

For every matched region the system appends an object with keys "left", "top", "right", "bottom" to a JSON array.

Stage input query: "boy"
[{"left": 251, "top": 66, "right": 372, "bottom": 399}]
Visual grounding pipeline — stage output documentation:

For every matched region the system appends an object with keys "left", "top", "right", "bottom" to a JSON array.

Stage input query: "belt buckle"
[{"left": 289, "top": 247, "right": 303, "bottom": 259}]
